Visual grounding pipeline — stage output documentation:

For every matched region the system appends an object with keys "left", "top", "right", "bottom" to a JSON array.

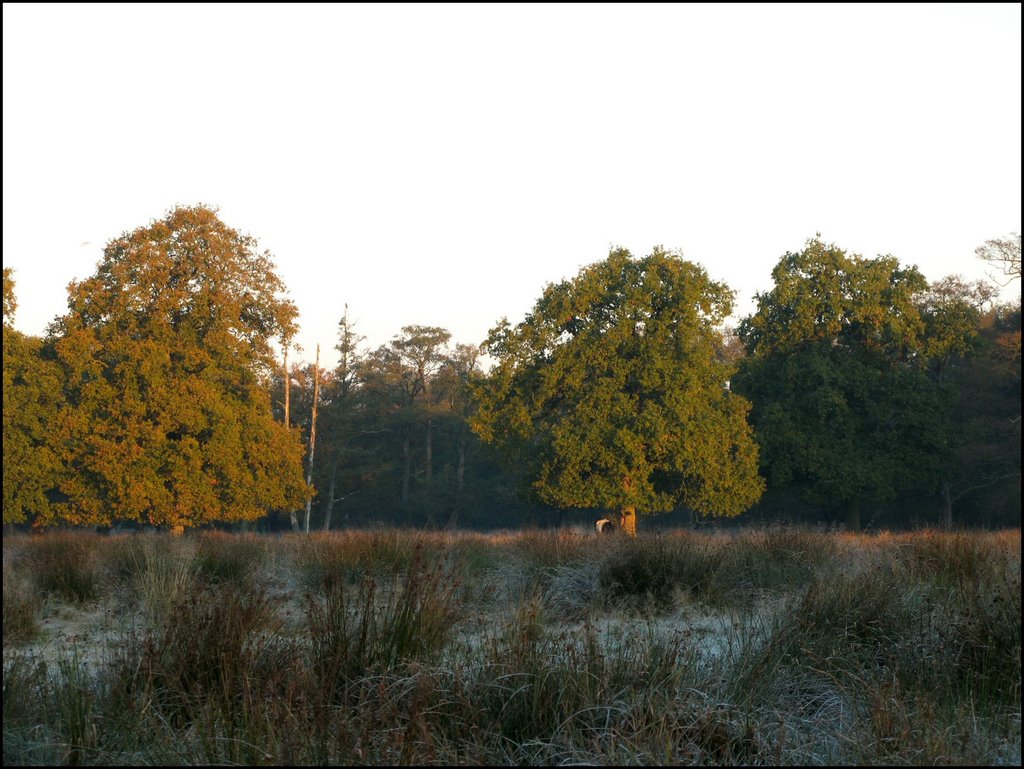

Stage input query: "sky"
[{"left": 3, "top": 3, "right": 1021, "bottom": 369}]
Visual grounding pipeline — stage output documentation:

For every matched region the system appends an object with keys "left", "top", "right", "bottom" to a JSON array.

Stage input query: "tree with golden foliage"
[
  {"left": 44, "top": 206, "right": 309, "bottom": 528},
  {"left": 3, "top": 269, "right": 64, "bottom": 524}
]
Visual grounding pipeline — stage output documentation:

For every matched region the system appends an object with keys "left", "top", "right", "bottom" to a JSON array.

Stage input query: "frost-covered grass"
[{"left": 3, "top": 527, "right": 1020, "bottom": 765}]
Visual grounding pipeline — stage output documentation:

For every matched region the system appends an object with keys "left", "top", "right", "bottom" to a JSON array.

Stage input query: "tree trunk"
[
  {"left": 445, "top": 506, "right": 459, "bottom": 530},
  {"left": 401, "top": 427, "right": 411, "bottom": 504},
  {"left": 425, "top": 417, "right": 433, "bottom": 495},
  {"left": 620, "top": 476, "right": 638, "bottom": 536},
  {"left": 284, "top": 346, "right": 300, "bottom": 533},
  {"left": 323, "top": 457, "right": 338, "bottom": 531},
  {"left": 940, "top": 479, "right": 953, "bottom": 530},
  {"left": 456, "top": 440, "right": 466, "bottom": 493},
  {"left": 845, "top": 499, "right": 861, "bottom": 532},
  {"left": 619, "top": 506, "right": 637, "bottom": 537},
  {"left": 303, "top": 344, "right": 320, "bottom": 534}
]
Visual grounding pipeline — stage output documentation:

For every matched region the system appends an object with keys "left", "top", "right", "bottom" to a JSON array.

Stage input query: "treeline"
[
  {"left": 734, "top": 240, "right": 1020, "bottom": 530},
  {"left": 2, "top": 207, "right": 1019, "bottom": 532},
  {"left": 266, "top": 317, "right": 527, "bottom": 532}
]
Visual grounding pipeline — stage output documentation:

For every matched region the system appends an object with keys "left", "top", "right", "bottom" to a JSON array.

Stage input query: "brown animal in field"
[{"left": 596, "top": 518, "right": 617, "bottom": 535}]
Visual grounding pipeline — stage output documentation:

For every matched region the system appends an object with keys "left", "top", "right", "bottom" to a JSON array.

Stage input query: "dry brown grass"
[{"left": 3, "top": 526, "right": 1020, "bottom": 765}]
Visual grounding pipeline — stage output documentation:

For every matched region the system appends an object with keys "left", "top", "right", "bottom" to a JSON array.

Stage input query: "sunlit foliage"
[
  {"left": 473, "top": 247, "right": 764, "bottom": 534},
  {"left": 42, "top": 206, "right": 309, "bottom": 528},
  {"left": 3, "top": 270, "right": 63, "bottom": 524}
]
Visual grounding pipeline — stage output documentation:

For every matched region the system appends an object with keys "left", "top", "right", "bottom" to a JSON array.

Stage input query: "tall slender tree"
[
  {"left": 321, "top": 305, "right": 366, "bottom": 530},
  {"left": 357, "top": 343, "right": 417, "bottom": 508},
  {"left": 393, "top": 325, "right": 451, "bottom": 512},
  {"left": 303, "top": 344, "right": 321, "bottom": 533}
]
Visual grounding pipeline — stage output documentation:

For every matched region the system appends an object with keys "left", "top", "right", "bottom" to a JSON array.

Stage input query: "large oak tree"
[
  {"left": 734, "top": 238, "right": 943, "bottom": 530},
  {"left": 472, "top": 247, "right": 764, "bottom": 535},
  {"left": 45, "top": 205, "right": 309, "bottom": 528}
]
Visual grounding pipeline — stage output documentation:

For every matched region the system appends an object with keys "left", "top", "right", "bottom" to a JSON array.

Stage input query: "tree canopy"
[
  {"left": 4, "top": 217, "right": 1017, "bottom": 532},
  {"left": 42, "top": 205, "right": 309, "bottom": 528},
  {"left": 733, "top": 238, "right": 944, "bottom": 529},
  {"left": 472, "top": 247, "right": 764, "bottom": 534},
  {"left": 3, "top": 269, "right": 63, "bottom": 524}
]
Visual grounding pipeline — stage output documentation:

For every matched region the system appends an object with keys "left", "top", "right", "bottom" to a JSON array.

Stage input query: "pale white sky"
[{"left": 3, "top": 3, "right": 1021, "bottom": 368}]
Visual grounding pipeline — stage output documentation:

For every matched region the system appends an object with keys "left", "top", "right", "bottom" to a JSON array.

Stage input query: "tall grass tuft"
[
  {"left": 116, "top": 582, "right": 290, "bottom": 728},
  {"left": 306, "top": 544, "right": 463, "bottom": 694},
  {"left": 193, "top": 531, "right": 267, "bottom": 587},
  {"left": 940, "top": 554, "right": 1021, "bottom": 711},
  {"left": 599, "top": 533, "right": 724, "bottom": 611},
  {"left": 296, "top": 530, "right": 435, "bottom": 589},
  {"left": 127, "top": 535, "right": 198, "bottom": 627},
  {"left": 716, "top": 526, "right": 833, "bottom": 600},
  {"left": 19, "top": 531, "right": 101, "bottom": 603},
  {"left": 3, "top": 651, "right": 58, "bottom": 765},
  {"left": 2, "top": 567, "right": 41, "bottom": 643}
]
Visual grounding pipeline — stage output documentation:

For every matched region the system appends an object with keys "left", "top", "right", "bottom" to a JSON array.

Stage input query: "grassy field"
[{"left": 3, "top": 526, "right": 1020, "bottom": 765}]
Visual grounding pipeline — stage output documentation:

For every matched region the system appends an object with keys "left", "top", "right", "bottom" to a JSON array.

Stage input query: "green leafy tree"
[
  {"left": 3, "top": 269, "right": 64, "bottom": 525},
  {"left": 919, "top": 276, "right": 994, "bottom": 385},
  {"left": 923, "top": 237, "right": 1020, "bottom": 527},
  {"left": 933, "top": 300, "right": 1021, "bottom": 527},
  {"left": 351, "top": 325, "right": 452, "bottom": 521},
  {"left": 355, "top": 341, "right": 421, "bottom": 516},
  {"left": 394, "top": 325, "right": 451, "bottom": 513},
  {"left": 915, "top": 275, "right": 993, "bottom": 527},
  {"left": 435, "top": 343, "right": 483, "bottom": 494},
  {"left": 426, "top": 342, "right": 485, "bottom": 528},
  {"left": 734, "top": 238, "right": 941, "bottom": 530},
  {"left": 45, "top": 205, "right": 309, "bottom": 528},
  {"left": 317, "top": 305, "right": 368, "bottom": 530},
  {"left": 473, "top": 247, "right": 764, "bottom": 535}
]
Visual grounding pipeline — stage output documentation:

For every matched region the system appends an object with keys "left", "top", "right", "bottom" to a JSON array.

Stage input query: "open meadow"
[{"left": 3, "top": 527, "right": 1020, "bottom": 766}]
